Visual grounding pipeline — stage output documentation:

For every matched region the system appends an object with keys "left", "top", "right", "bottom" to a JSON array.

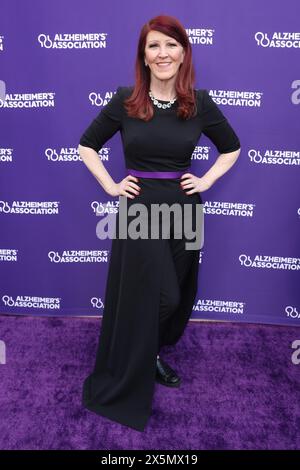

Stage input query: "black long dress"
[{"left": 79, "top": 86, "right": 240, "bottom": 431}]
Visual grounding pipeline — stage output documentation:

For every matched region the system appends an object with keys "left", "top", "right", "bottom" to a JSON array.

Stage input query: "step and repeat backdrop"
[{"left": 0, "top": 1, "right": 299, "bottom": 325}]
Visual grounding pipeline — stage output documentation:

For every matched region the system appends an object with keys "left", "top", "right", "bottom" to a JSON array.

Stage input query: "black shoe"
[{"left": 155, "top": 357, "right": 181, "bottom": 387}]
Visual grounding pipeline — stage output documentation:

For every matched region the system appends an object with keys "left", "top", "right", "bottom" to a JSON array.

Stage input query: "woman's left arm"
[
  {"left": 180, "top": 89, "right": 241, "bottom": 194},
  {"left": 181, "top": 148, "right": 241, "bottom": 193},
  {"left": 201, "top": 147, "right": 241, "bottom": 187}
]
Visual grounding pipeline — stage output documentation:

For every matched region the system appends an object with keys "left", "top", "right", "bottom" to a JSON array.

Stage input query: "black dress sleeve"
[
  {"left": 199, "top": 89, "right": 241, "bottom": 154},
  {"left": 79, "top": 86, "right": 124, "bottom": 153}
]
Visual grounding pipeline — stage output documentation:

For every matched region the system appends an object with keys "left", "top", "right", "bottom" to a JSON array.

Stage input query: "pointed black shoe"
[{"left": 155, "top": 357, "right": 181, "bottom": 387}]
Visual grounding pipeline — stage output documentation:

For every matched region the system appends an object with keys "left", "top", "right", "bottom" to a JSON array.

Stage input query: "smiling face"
[{"left": 144, "top": 30, "right": 185, "bottom": 81}]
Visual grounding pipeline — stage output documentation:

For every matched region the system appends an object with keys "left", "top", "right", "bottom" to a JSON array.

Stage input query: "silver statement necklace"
[{"left": 148, "top": 89, "right": 177, "bottom": 109}]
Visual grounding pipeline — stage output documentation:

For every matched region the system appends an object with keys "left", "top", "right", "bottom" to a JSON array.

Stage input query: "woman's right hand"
[{"left": 106, "top": 175, "right": 141, "bottom": 199}]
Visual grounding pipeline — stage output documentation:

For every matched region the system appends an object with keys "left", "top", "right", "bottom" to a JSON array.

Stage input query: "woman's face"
[{"left": 144, "top": 30, "right": 185, "bottom": 82}]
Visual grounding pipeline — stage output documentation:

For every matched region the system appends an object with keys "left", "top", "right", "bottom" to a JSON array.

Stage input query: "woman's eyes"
[{"left": 149, "top": 44, "right": 177, "bottom": 48}]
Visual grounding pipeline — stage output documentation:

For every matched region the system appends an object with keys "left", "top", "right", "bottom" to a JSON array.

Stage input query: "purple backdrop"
[{"left": 0, "top": 0, "right": 299, "bottom": 326}]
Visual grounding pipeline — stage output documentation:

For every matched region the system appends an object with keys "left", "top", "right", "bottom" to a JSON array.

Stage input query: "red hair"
[{"left": 124, "top": 14, "right": 197, "bottom": 121}]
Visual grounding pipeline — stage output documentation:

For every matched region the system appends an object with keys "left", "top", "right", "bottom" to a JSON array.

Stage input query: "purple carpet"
[{"left": 0, "top": 314, "right": 299, "bottom": 450}]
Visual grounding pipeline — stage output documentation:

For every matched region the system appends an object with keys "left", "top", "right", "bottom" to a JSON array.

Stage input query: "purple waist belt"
[{"left": 126, "top": 167, "right": 191, "bottom": 179}]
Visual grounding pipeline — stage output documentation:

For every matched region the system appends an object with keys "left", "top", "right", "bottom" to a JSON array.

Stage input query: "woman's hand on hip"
[
  {"left": 106, "top": 175, "right": 141, "bottom": 199},
  {"left": 180, "top": 173, "right": 212, "bottom": 194}
]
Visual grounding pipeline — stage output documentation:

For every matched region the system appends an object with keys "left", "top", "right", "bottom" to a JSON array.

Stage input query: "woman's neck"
[{"left": 149, "top": 78, "right": 176, "bottom": 101}]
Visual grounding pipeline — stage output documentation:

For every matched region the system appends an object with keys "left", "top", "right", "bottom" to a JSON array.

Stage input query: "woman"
[{"left": 78, "top": 14, "right": 241, "bottom": 432}]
